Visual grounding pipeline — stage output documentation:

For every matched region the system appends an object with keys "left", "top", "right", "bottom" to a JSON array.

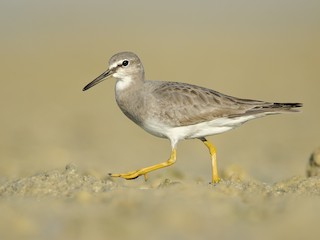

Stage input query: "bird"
[{"left": 83, "top": 51, "right": 302, "bottom": 183}]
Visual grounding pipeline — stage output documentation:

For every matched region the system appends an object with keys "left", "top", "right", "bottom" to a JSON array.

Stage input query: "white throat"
[{"left": 115, "top": 76, "right": 134, "bottom": 91}]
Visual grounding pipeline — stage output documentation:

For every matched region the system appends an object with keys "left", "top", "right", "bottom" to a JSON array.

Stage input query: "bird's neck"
[
  {"left": 114, "top": 75, "right": 146, "bottom": 126},
  {"left": 115, "top": 73, "right": 144, "bottom": 92}
]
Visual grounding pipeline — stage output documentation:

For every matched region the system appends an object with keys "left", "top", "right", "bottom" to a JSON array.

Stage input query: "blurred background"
[{"left": 0, "top": 0, "right": 319, "bottom": 183}]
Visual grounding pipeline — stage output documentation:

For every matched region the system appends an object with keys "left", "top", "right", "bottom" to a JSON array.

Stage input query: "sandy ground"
[
  {"left": 1, "top": 161, "right": 320, "bottom": 240},
  {"left": 1, "top": 1, "right": 320, "bottom": 240}
]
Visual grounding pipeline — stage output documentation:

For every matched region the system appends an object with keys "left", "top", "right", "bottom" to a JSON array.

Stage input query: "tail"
[{"left": 249, "top": 102, "right": 303, "bottom": 115}]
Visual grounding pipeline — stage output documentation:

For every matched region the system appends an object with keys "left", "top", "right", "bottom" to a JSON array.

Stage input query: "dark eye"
[{"left": 122, "top": 60, "right": 129, "bottom": 66}]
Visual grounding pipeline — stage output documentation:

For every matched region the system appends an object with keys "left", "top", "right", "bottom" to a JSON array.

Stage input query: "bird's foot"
[
  {"left": 109, "top": 149, "right": 176, "bottom": 182},
  {"left": 211, "top": 176, "right": 221, "bottom": 184},
  {"left": 109, "top": 170, "right": 148, "bottom": 181}
]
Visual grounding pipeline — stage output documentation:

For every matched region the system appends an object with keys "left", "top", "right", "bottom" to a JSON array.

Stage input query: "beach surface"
[{"left": 1, "top": 163, "right": 320, "bottom": 240}]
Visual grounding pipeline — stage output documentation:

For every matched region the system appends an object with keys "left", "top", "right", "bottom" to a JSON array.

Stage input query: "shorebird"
[{"left": 83, "top": 52, "right": 302, "bottom": 183}]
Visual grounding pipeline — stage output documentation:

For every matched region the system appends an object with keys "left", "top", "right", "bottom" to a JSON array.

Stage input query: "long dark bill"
[{"left": 82, "top": 69, "right": 113, "bottom": 91}]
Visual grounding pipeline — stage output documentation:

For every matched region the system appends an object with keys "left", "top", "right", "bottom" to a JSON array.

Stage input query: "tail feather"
[
  {"left": 264, "top": 102, "right": 302, "bottom": 111},
  {"left": 247, "top": 102, "right": 303, "bottom": 115}
]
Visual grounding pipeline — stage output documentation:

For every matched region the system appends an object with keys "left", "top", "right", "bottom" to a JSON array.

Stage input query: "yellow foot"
[
  {"left": 109, "top": 149, "right": 177, "bottom": 181},
  {"left": 109, "top": 170, "right": 146, "bottom": 180},
  {"left": 211, "top": 176, "right": 221, "bottom": 184}
]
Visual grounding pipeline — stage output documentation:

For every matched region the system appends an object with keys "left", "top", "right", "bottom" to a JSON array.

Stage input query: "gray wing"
[{"left": 148, "top": 81, "right": 301, "bottom": 127}]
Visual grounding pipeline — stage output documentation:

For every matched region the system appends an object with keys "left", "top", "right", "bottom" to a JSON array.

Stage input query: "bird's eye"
[{"left": 122, "top": 60, "right": 129, "bottom": 66}]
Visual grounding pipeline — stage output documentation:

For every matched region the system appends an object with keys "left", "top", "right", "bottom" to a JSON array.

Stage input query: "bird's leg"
[
  {"left": 199, "top": 137, "right": 221, "bottom": 183},
  {"left": 109, "top": 148, "right": 177, "bottom": 181}
]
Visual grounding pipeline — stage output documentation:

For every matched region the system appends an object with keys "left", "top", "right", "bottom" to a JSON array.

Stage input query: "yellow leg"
[
  {"left": 199, "top": 137, "right": 221, "bottom": 183},
  {"left": 109, "top": 148, "right": 177, "bottom": 181}
]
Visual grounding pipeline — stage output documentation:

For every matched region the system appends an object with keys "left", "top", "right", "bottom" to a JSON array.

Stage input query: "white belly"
[{"left": 142, "top": 115, "right": 255, "bottom": 147}]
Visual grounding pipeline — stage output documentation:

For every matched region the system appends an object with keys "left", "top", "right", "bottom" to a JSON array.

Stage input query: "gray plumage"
[{"left": 82, "top": 51, "right": 302, "bottom": 182}]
